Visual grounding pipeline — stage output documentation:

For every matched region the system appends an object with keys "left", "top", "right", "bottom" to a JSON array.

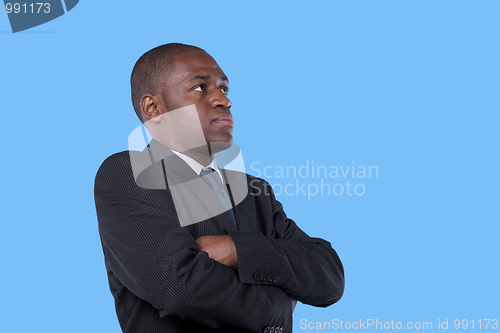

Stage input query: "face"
[{"left": 154, "top": 50, "right": 233, "bottom": 153}]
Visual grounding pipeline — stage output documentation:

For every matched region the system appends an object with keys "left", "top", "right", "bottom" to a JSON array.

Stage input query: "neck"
[
  {"left": 183, "top": 150, "right": 213, "bottom": 167},
  {"left": 175, "top": 143, "right": 213, "bottom": 167},
  {"left": 150, "top": 138, "right": 215, "bottom": 166}
]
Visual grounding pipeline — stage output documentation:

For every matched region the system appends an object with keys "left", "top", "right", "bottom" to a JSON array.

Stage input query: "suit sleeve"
[
  {"left": 95, "top": 153, "right": 293, "bottom": 333},
  {"left": 229, "top": 177, "right": 345, "bottom": 307}
]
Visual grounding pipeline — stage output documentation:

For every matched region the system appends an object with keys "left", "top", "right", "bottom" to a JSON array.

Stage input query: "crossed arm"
[
  {"left": 196, "top": 234, "right": 238, "bottom": 268},
  {"left": 196, "top": 235, "right": 298, "bottom": 311}
]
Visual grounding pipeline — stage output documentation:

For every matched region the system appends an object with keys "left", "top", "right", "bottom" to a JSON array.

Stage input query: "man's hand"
[{"left": 196, "top": 235, "right": 238, "bottom": 268}]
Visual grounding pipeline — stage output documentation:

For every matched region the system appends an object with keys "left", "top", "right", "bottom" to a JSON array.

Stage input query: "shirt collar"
[{"left": 171, "top": 149, "right": 219, "bottom": 175}]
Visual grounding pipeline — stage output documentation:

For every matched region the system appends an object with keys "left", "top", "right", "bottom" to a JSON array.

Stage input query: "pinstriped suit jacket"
[{"left": 94, "top": 141, "right": 344, "bottom": 333}]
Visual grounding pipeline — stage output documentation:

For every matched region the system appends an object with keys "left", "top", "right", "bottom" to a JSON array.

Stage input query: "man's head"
[
  {"left": 131, "top": 43, "right": 233, "bottom": 154},
  {"left": 131, "top": 43, "right": 202, "bottom": 120}
]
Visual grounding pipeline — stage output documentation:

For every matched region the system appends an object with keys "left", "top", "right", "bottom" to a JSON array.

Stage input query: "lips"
[{"left": 213, "top": 113, "right": 234, "bottom": 126}]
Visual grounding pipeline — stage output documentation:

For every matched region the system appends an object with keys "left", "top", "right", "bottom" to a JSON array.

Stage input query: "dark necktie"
[{"left": 199, "top": 167, "right": 237, "bottom": 228}]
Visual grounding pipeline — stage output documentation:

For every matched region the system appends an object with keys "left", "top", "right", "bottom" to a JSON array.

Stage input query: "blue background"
[{"left": 1, "top": 1, "right": 498, "bottom": 332}]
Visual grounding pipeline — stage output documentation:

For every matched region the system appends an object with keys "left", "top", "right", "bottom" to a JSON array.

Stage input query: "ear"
[{"left": 140, "top": 94, "right": 163, "bottom": 123}]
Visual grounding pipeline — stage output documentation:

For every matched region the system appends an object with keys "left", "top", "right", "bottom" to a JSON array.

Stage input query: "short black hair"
[{"left": 131, "top": 43, "right": 203, "bottom": 122}]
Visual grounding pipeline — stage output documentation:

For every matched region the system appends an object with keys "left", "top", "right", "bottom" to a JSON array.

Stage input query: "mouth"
[{"left": 213, "top": 113, "right": 234, "bottom": 126}]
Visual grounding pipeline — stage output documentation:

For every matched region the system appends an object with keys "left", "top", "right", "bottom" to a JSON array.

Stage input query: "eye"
[
  {"left": 193, "top": 84, "right": 205, "bottom": 92},
  {"left": 220, "top": 87, "right": 229, "bottom": 95}
]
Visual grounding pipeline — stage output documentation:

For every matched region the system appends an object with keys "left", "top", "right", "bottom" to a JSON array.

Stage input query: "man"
[{"left": 94, "top": 43, "right": 344, "bottom": 333}]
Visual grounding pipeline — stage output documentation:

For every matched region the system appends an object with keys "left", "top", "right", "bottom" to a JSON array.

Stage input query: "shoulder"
[
  {"left": 96, "top": 151, "right": 132, "bottom": 173},
  {"left": 94, "top": 151, "right": 135, "bottom": 192},
  {"left": 224, "top": 170, "right": 275, "bottom": 199},
  {"left": 95, "top": 151, "right": 134, "bottom": 182},
  {"left": 246, "top": 173, "right": 273, "bottom": 193},
  {"left": 95, "top": 149, "right": 173, "bottom": 191},
  {"left": 95, "top": 150, "right": 160, "bottom": 189}
]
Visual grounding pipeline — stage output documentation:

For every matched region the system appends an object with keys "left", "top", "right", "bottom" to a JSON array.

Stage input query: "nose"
[{"left": 210, "top": 89, "right": 232, "bottom": 109}]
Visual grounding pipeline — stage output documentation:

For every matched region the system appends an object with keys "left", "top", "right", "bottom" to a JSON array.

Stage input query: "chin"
[{"left": 209, "top": 140, "right": 233, "bottom": 154}]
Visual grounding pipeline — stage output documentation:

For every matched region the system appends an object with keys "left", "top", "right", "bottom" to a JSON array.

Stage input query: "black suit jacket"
[{"left": 94, "top": 141, "right": 344, "bottom": 333}]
